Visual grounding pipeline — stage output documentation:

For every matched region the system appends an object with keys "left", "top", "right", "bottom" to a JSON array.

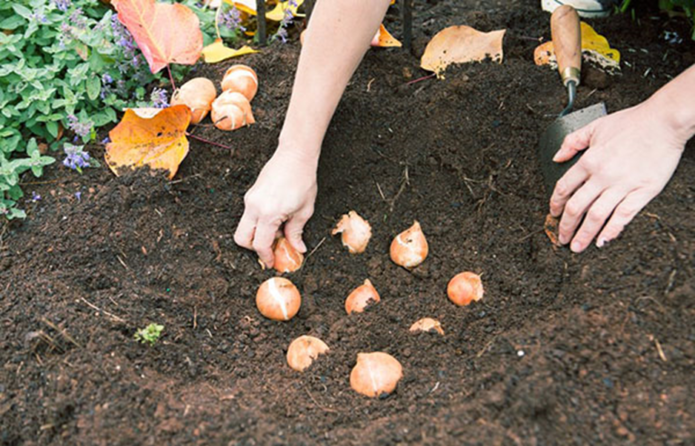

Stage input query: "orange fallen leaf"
[
  {"left": 112, "top": 0, "right": 203, "bottom": 74},
  {"left": 544, "top": 214, "right": 560, "bottom": 246},
  {"left": 105, "top": 105, "right": 192, "bottom": 180},
  {"left": 421, "top": 25, "right": 506, "bottom": 77},
  {"left": 371, "top": 24, "right": 402, "bottom": 48}
]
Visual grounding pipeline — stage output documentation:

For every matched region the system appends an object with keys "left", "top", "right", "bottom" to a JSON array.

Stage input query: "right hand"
[{"left": 233, "top": 149, "right": 318, "bottom": 268}]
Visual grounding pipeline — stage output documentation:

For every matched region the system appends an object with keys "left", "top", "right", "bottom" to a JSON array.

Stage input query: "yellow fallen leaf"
[
  {"left": 225, "top": 0, "right": 305, "bottom": 20},
  {"left": 105, "top": 105, "right": 191, "bottom": 180},
  {"left": 534, "top": 22, "right": 620, "bottom": 70},
  {"left": 421, "top": 25, "right": 506, "bottom": 77},
  {"left": 371, "top": 24, "right": 402, "bottom": 48},
  {"left": 202, "top": 39, "right": 258, "bottom": 63}
]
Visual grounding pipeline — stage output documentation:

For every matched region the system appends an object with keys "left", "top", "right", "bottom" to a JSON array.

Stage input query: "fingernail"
[
  {"left": 571, "top": 241, "right": 583, "bottom": 252},
  {"left": 596, "top": 238, "right": 605, "bottom": 248},
  {"left": 552, "top": 153, "right": 561, "bottom": 162}
]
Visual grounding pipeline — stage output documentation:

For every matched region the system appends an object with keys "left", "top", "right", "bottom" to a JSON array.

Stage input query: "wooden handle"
[{"left": 551, "top": 5, "right": 581, "bottom": 86}]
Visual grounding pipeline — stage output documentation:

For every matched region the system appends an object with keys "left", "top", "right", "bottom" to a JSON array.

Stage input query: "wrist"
[
  {"left": 274, "top": 136, "right": 321, "bottom": 171},
  {"left": 644, "top": 86, "right": 695, "bottom": 147}
]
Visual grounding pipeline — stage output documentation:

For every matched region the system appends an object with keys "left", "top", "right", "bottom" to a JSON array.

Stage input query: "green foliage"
[
  {"left": 134, "top": 323, "right": 164, "bottom": 346},
  {"left": 661, "top": 0, "right": 695, "bottom": 39},
  {"left": 0, "top": 0, "right": 161, "bottom": 218}
]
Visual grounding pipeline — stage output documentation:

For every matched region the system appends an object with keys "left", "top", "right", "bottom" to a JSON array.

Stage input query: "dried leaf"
[
  {"left": 371, "top": 24, "right": 402, "bottom": 48},
  {"left": 105, "top": 105, "right": 192, "bottom": 180},
  {"left": 544, "top": 214, "right": 560, "bottom": 247},
  {"left": 202, "top": 39, "right": 258, "bottom": 63},
  {"left": 225, "top": 0, "right": 305, "bottom": 20},
  {"left": 421, "top": 25, "right": 506, "bottom": 77},
  {"left": 534, "top": 22, "right": 620, "bottom": 71},
  {"left": 112, "top": 0, "right": 203, "bottom": 74}
]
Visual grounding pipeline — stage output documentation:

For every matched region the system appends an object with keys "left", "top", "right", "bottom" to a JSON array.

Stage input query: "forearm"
[
  {"left": 276, "top": 0, "right": 391, "bottom": 166},
  {"left": 643, "top": 64, "right": 695, "bottom": 144}
]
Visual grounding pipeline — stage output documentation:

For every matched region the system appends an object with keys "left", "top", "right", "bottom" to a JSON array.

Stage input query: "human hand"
[
  {"left": 234, "top": 149, "right": 318, "bottom": 267},
  {"left": 549, "top": 102, "right": 686, "bottom": 253}
]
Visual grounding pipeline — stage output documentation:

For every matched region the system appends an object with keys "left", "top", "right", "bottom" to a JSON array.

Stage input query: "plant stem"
[
  {"left": 405, "top": 73, "right": 436, "bottom": 86},
  {"left": 187, "top": 133, "right": 233, "bottom": 150},
  {"left": 167, "top": 65, "right": 176, "bottom": 91}
]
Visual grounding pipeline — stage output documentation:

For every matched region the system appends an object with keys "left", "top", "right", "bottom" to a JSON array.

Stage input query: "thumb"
[
  {"left": 284, "top": 211, "right": 312, "bottom": 253},
  {"left": 553, "top": 120, "right": 597, "bottom": 163}
]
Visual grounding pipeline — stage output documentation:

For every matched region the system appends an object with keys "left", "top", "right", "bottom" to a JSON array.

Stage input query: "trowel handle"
[{"left": 551, "top": 5, "right": 581, "bottom": 87}]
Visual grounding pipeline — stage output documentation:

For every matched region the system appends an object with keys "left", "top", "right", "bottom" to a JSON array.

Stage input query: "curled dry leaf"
[
  {"left": 421, "top": 25, "right": 506, "bottom": 77},
  {"left": 272, "top": 237, "right": 304, "bottom": 273},
  {"left": 331, "top": 211, "right": 372, "bottom": 254},
  {"left": 211, "top": 90, "right": 255, "bottom": 131},
  {"left": 345, "top": 279, "right": 380, "bottom": 314},
  {"left": 409, "top": 318, "right": 444, "bottom": 335},
  {"left": 371, "top": 24, "right": 402, "bottom": 48},
  {"left": 105, "top": 105, "right": 191, "bottom": 180},
  {"left": 544, "top": 214, "right": 560, "bottom": 246},
  {"left": 171, "top": 77, "right": 217, "bottom": 125},
  {"left": 112, "top": 0, "right": 203, "bottom": 74},
  {"left": 201, "top": 38, "right": 258, "bottom": 64},
  {"left": 390, "top": 221, "right": 428, "bottom": 270},
  {"left": 534, "top": 22, "right": 620, "bottom": 71},
  {"left": 221, "top": 64, "right": 258, "bottom": 101},
  {"left": 286, "top": 335, "right": 329, "bottom": 372},
  {"left": 350, "top": 352, "right": 403, "bottom": 398}
]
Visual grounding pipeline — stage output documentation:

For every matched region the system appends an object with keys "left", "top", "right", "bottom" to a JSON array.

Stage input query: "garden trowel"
[{"left": 538, "top": 5, "right": 607, "bottom": 195}]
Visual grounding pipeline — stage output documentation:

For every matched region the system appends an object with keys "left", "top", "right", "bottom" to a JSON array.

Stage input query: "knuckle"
[
  {"left": 616, "top": 206, "right": 635, "bottom": 220},
  {"left": 587, "top": 206, "right": 608, "bottom": 223},
  {"left": 564, "top": 202, "right": 581, "bottom": 218},
  {"left": 554, "top": 181, "right": 569, "bottom": 198}
]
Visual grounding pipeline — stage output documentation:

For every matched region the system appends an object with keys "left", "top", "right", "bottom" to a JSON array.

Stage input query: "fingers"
[
  {"left": 557, "top": 181, "right": 602, "bottom": 246},
  {"left": 283, "top": 208, "right": 314, "bottom": 253},
  {"left": 234, "top": 210, "right": 257, "bottom": 250},
  {"left": 549, "top": 162, "right": 590, "bottom": 218},
  {"left": 596, "top": 189, "right": 655, "bottom": 248},
  {"left": 568, "top": 188, "right": 626, "bottom": 253},
  {"left": 253, "top": 217, "right": 283, "bottom": 268},
  {"left": 553, "top": 120, "right": 596, "bottom": 163}
]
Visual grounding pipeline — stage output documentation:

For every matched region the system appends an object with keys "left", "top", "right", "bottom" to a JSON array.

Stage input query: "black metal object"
[
  {"left": 305, "top": 0, "right": 316, "bottom": 22},
  {"left": 256, "top": 0, "right": 267, "bottom": 46},
  {"left": 402, "top": 0, "right": 413, "bottom": 51}
]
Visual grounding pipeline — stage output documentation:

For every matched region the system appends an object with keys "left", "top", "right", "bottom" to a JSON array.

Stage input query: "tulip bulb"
[
  {"left": 256, "top": 277, "right": 301, "bottom": 321},
  {"left": 345, "top": 279, "right": 380, "bottom": 314},
  {"left": 273, "top": 237, "right": 304, "bottom": 273},
  {"left": 350, "top": 352, "right": 403, "bottom": 398},
  {"left": 286, "top": 335, "right": 329, "bottom": 372},
  {"left": 331, "top": 211, "right": 372, "bottom": 254},
  {"left": 409, "top": 318, "right": 444, "bottom": 335},
  {"left": 221, "top": 64, "right": 258, "bottom": 101},
  {"left": 390, "top": 221, "right": 428, "bottom": 269},
  {"left": 211, "top": 90, "right": 255, "bottom": 131},
  {"left": 170, "top": 77, "right": 217, "bottom": 124},
  {"left": 447, "top": 272, "right": 484, "bottom": 306}
]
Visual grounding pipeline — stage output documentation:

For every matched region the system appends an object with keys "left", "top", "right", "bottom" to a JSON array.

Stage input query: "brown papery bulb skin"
[
  {"left": 273, "top": 237, "right": 304, "bottom": 273},
  {"left": 350, "top": 352, "right": 403, "bottom": 398},
  {"left": 345, "top": 279, "right": 380, "bottom": 314},
  {"left": 221, "top": 64, "right": 258, "bottom": 101},
  {"left": 170, "top": 77, "right": 216, "bottom": 124},
  {"left": 211, "top": 90, "right": 255, "bottom": 131},
  {"left": 256, "top": 277, "right": 301, "bottom": 321},
  {"left": 447, "top": 272, "right": 484, "bottom": 306},
  {"left": 409, "top": 318, "right": 444, "bottom": 335},
  {"left": 331, "top": 211, "right": 372, "bottom": 254},
  {"left": 286, "top": 335, "right": 329, "bottom": 372},
  {"left": 390, "top": 221, "right": 428, "bottom": 269}
]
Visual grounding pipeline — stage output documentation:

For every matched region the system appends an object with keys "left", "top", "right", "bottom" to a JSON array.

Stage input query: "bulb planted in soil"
[
  {"left": 256, "top": 277, "right": 301, "bottom": 321},
  {"left": 350, "top": 352, "right": 403, "bottom": 398},
  {"left": 409, "top": 318, "right": 444, "bottom": 335},
  {"left": 345, "top": 279, "right": 380, "bottom": 314},
  {"left": 447, "top": 272, "right": 484, "bottom": 306},
  {"left": 390, "top": 221, "right": 428, "bottom": 269},
  {"left": 272, "top": 237, "right": 304, "bottom": 273},
  {"left": 331, "top": 210, "right": 372, "bottom": 254},
  {"left": 286, "top": 335, "right": 329, "bottom": 372}
]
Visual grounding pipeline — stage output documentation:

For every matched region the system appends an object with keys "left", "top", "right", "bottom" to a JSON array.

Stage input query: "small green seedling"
[{"left": 134, "top": 324, "right": 164, "bottom": 346}]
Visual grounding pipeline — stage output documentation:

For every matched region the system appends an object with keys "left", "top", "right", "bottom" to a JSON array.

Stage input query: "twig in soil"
[
  {"left": 389, "top": 165, "right": 410, "bottom": 212},
  {"left": 187, "top": 133, "right": 234, "bottom": 151},
  {"left": 653, "top": 336, "right": 667, "bottom": 362},
  {"left": 476, "top": 335, "right": 497, "bottom": 358},
  {"left": 517, "top": 228, "right": 543, "bottom": 243},
  {"left": 375, "top": 182, "right": 387, "bottom": 201},
  {"left": 41, "top": 318, "right": 81, "bottom": 349},
  {"left": 405, "top": 73, "right": 436, "bottom": 86},
  {"left": 79, "top": 297, "right": 127, "bottom": 323},
  {"left": 116, "top": 255, "right": 129, "bottom": 270},
  {"left": 664, "top": 269, "right": 677, "bottom": 295},
  {"left": 169, "top": 173, "right": 203, "bottom": 185},
  {"left": 18, "top": 179, "right": 61, "bottom": 186},
  {"left": 367, "top": 78, "right": 376, "bottom": 92},
  {"left": 193, "top": 305, "right": 197, "bottom": 329},
  {"left": 304, "top": 387, "right": 337, "bottom": 413},
  {"left": 305, "top": 236, "right": 327, "bottom": 261}
]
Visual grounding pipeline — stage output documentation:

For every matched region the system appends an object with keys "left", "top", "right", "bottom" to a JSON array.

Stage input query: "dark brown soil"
[{"left": 2, "top": 1, "right": 694, "bottom": 444}]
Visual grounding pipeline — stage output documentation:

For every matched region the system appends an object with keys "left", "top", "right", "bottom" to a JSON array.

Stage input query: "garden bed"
[{"left": 2, "top": 1, "right": 694, "bottom": 444}]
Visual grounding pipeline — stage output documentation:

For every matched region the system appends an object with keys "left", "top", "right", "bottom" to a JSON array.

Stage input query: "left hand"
[{"left": 549, "top": 102, "right": 686, "bottom": 253}]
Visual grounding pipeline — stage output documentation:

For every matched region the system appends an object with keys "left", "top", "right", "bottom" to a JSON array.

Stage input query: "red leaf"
[{"left": 112, "top": 0, "right": 203, "bottom": 74}]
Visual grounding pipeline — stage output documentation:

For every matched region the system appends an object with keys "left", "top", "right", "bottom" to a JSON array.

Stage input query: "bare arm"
[
  {"left": 550, "top": 64, "right": 695, "bottom": 252},
  {"left": 234, "top": 0, "right": 391, "bottom": 267}
]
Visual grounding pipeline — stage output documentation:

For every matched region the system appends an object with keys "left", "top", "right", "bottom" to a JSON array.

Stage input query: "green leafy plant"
[
  {"left": 619, "top": 0, "right": 695, "bottom": 39},
  {"left": 134, "top": 323, "right": 164, "bottom": 346},
  {"left": 0, "top": 0, "right": 164, "bottom": 218}
]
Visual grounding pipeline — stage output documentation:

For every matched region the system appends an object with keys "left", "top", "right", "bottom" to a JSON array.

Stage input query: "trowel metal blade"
[{"left": 538, "top": 102, "right": 607, "bottom": 195}]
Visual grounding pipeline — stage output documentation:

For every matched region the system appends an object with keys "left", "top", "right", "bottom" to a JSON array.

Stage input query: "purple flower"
[
  {"left": 69, "top": 8, "right": 87, "bottom": 29},
  {"left": 102, "top": 73, "right": 113, "bottom": 84},
  {"left": 101, "top": 137, "right": 111, "bottom": 144},
  {"left": 220, "top": 7, "right": 246, "bottom": 32},
  {"left": 30, "top": 12, "right": 48, "bottom": 23},
  {"left": 52, "top": 0, "right": 71, "bottom": 11},
  {"left": 63, "top": 143, "right": 91, "bottom": 172},
  {"left": 150, "top": 88, "right": 169, "bottom": 108},
  {"left": 274, "top": 27, "right": 288, "bottom": 44},
  {"left": 75, "top": 191, "right": 82, "bottom": 202},
  {"left": 31, "top": 192, "right": 41, "bottom": 202},
  {"left": 67, "top": 114, "right": 92, "bottom": 139}
]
